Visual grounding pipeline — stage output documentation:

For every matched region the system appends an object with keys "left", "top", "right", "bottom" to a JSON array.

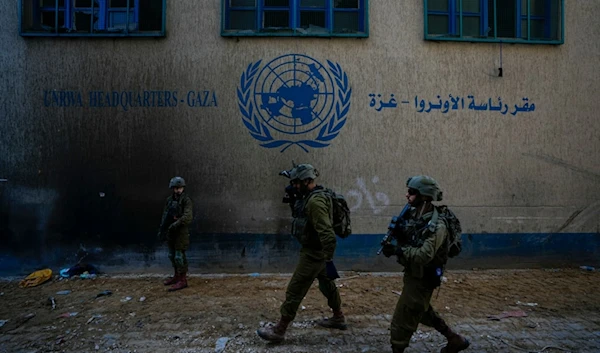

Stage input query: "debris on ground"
[
  {"left": 487, "top": 334, "right": 572, "bottom": 352},
  {"left": 0, "top": 269, "right": 598, "bottom": 352},
  {"left": 95, "top": 290, "right": 112, "bottom": 298},
  {"left": 80, "top": 272, "right": 97, "bottom": 279},
  {"left": 516, "top": 301, "right": 538, "bottom": 307},
  {"left": 19, "top": 269, "right": 52, "bottom": 288},
  {"left": 487, "top": 310, "right": 528, "bottom": 321},
  {"left": 4, "top": 313, "right": 36, "bottom": 331},
  {"left": 86, "top": 315, "right": 102, "bottom": 324},
  {"left": 215, "top": 337, "right": 230, "bottom": 353},
  {"left": 60, "top": 263, "right": 99, "bottom": 278},
  {"left": 58, "top": 312, "right": 78, "bottom": 318},
  {"left": 48, "top": 297, "right": 56, "bottom": 310}
]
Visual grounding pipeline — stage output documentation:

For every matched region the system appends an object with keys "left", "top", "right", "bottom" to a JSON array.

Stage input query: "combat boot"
[
  {"left": 163, "top": 270, "right": 178, "bottom": 286},
  {"left": 257, "top": 316, "right": 292, "bottom": 342},
  {"left": 168, "top": 272, "right": 188, "bottom": 292},
  {"left": 316, "top": 310, "right": 348, "bottom": 330},
  {"left": 434, "top": 317, "right": 470, "bottom": 353},
  {"left": 392, "top": 347, "right": 406, "bottom": 353}
]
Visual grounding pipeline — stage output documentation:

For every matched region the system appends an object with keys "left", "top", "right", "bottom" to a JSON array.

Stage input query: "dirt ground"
[{"left": 1, "top": 268, "right": 599, "bottom": 353}]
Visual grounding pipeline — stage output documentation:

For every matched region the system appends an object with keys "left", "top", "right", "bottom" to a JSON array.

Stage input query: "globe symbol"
[{"left": 253, "top": 54, "right": 336, "bottom": 135}]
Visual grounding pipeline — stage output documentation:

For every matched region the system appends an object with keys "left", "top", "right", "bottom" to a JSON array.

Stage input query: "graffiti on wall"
[
  {"left": 238, "top": 54, "right": 351, "bottom": 153},
  {"left": 369, "top": 94, "right": 536, "bottom": 116},
  {"left": 345, "top": 176, "right": 391, "bottom": 215},
  {"left": 43, "top": 90, "right": 218, "bottom": 111}
]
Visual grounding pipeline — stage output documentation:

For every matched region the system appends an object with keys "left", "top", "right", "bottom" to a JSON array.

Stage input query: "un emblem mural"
[{"left": 238, "top": 54, "right": 351, "bottom": 152}]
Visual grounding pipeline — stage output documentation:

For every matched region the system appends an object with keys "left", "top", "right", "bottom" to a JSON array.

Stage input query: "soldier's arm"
[
  {"left": 400, "top": 224, "right": 446, "bottom": 266},
  {"left": 172, "top": 197, "right": 193, "bottom": 228},
  {"left": 307, "top": 194, "right": 336, "bottom": 260}
]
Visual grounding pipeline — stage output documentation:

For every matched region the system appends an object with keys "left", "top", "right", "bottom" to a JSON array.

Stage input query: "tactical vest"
[
  {"left": 291, "top": 187, "right": 330, "bottom": 248},
  {"left": 404, "top": 207, "right": 449, "bottom": 272},
  {"left": 167, "top": 199, "right": 182, "bottom": 218}
]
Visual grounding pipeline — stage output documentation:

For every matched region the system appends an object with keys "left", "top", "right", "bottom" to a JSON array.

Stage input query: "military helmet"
[
  {"left": 291, "top": 164, "right": 319, "bottom": 181},
  {"left": 169, "top": 176, "right": 186, "bottom": 188},
  {"left": 406, "top": 175, "right": 443, "bottom": 201}
]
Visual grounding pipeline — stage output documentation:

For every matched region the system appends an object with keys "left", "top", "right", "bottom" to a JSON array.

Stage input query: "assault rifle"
[
  {"left": 159, "top": 200, "right": 180, "bottom": 235},
  {"left": 377, "top": 203, "right": 411, "bottom": 255}
]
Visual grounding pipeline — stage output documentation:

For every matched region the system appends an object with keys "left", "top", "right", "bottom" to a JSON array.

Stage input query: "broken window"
[
  {"left": 425, "top": 0, "right": 563, "bottom": 44},
  {"left": 20, "top": 0, "right": 165, "bottom": 36},
  {"left": 222, "top": 0, "right": 368, "bottom": 37}
]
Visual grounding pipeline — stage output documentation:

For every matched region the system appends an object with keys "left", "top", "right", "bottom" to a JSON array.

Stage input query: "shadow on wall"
[{"left": 0, "top": 177, "right": 185, "bottom": 275}]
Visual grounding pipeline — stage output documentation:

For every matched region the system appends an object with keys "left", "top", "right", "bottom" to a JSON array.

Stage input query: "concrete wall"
[{"left": 1, "top": 1, "right": 599, "bottom": 274}]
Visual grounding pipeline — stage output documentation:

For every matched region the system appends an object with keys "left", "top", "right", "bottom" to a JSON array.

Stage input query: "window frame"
[
  {"left": 424, "top": 0, "right": 564, "bottom": 44},
  {"left": 221, "top": 0, "right": 369, "bottom": 38},
  {"left": 19, "top": 0, "right": 167, "bottom": 37}
]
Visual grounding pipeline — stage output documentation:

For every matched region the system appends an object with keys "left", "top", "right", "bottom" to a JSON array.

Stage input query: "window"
[
  {"left": 425, "top": 0, "right": 563, "bottom": 44},
  {"left": 20, "top": 0, "right": 166, "bottom": 37},
  {"left": 222, "top": 0, "right": 369, "bottom": 37}
]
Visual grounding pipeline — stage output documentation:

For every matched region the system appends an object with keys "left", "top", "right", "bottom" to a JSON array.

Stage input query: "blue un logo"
[{"left": 238, "top": 54, "right": 351, "bottom": 152}]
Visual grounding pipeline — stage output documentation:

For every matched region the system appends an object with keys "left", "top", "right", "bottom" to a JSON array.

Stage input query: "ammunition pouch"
[
  {"left": 161, "top": 199, "right": 181, "bottom": 235},
  {"left": 291, "top": 216, "right": 306, "bottom": 242}
]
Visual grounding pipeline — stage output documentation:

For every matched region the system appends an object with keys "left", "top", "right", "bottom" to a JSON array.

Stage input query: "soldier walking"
[
  {"left": 257, "top": 164, "right": 345, "bottom": 342},
  {"left": 381, "top": 176, "right": 470, "bottom": 353}
]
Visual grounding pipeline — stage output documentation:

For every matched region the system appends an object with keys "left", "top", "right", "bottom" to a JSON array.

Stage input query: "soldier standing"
[
  {"left": 257, "top": 164, "right": 345, "bottom": 342},
  {"left": 157, "top": 176, "right": 193, "bottom": 292},
  {"left": 381, "top": 175, "right": 470, "bottom": 353}
]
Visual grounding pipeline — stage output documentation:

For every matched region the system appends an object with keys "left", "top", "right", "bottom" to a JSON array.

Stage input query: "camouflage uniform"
[
  {"left": 158, "top": 177, "right": 193, "bottom": 291},
  {"left": 160, "top": 192, "right": 193, "bottom": 273},
  {"left": 257, "top": 164, "right": 345, "bottom": 343},
  {"left": 281, "top": 186, "right": 341, "bottom": 319},
  {"left": 385, "top": 176, "right": 469, "bottom": 353}
]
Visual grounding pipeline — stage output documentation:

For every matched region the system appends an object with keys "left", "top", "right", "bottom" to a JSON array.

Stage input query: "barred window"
[
  {"left": 425, "top": 0, "right": 563, "bottom": 44},
  {"left": 222, "top": 0, "right": 369, "bottom": 37},
  {"left": 20, "top": 0, "right": 166, "bottom": 37}
]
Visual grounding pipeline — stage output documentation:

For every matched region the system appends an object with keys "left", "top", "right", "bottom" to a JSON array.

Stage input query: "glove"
[
  {"left": 382, "top": 244, "right": 397, "bottom": 258},
  {"left": 325, "top": 261, "right": 340, "bottom": 280},
  {"left": 396, "top": 247, "right": 406, "bottom": 265},
  {"left": 174, "top": 250, "right": 184, "bottom": 267}
]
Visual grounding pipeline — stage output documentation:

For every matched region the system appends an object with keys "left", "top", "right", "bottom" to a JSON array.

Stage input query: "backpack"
[
  {"left": 436, "top": 206, "right": 462, "bottom": 258},
  {"left": 311, "top": 188, "right": 352, "bottom": 239}
]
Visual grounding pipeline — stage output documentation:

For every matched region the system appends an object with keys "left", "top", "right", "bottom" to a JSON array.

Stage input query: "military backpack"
[
  {"left": 436, "top": 205, "right": 462, "bottom": 258},
  {"left": 310, "top": 188, "right": 352, "bottom": 239}
]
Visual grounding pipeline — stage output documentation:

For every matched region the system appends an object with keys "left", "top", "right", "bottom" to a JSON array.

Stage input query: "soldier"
[
  {"left": 257, "top": 164, "right": 345, "bottom": 342},
  {"left": 157, "top": 176, "right": 193, "bottom": 292},
  {"left": 381, "top": 176, "right": 470, "bottom": 353}
]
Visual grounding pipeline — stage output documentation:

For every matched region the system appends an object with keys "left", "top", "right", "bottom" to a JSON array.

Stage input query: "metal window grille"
[
  {"left": 20, "top": 0, "right": 165, "bottom": 37},
  {"left": 425, "top": 0, "right": 563, "bottom": 44},
  {"left": 223, "top": 0, "right": 368, "bottom": 37}
]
